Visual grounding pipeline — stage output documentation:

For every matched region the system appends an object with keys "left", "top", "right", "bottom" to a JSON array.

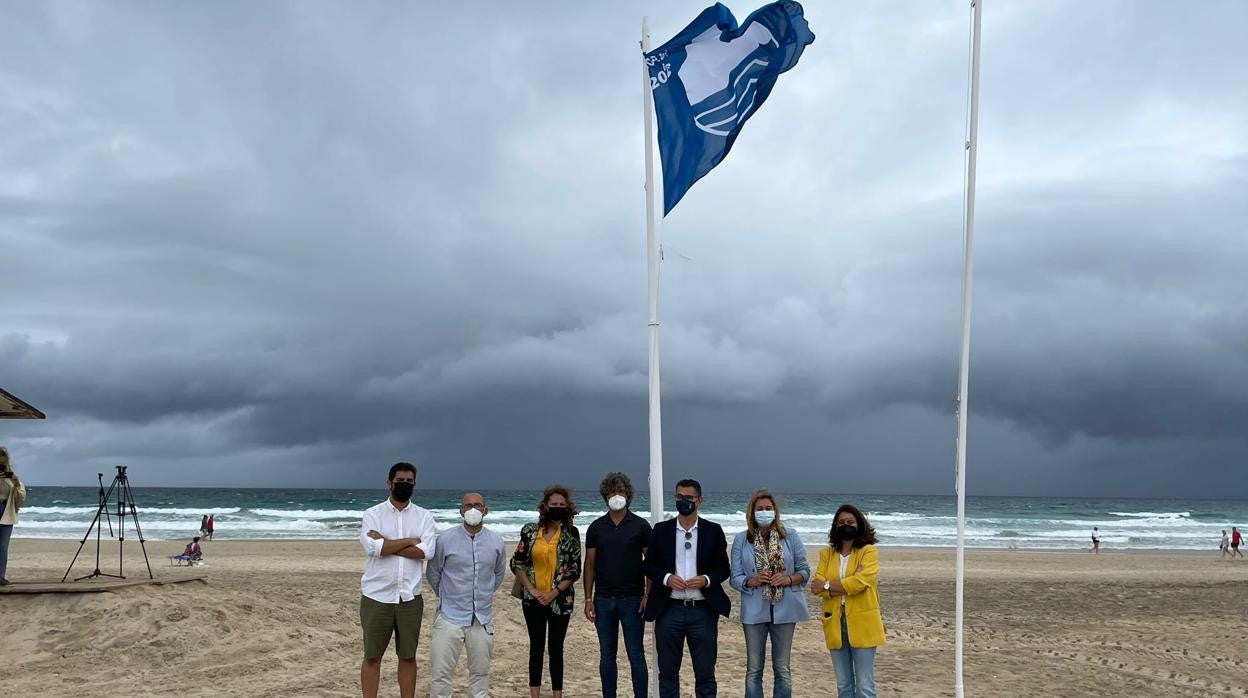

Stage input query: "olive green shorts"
[{"left": 360, "top": 594, "right": 424, "bottom": 659}]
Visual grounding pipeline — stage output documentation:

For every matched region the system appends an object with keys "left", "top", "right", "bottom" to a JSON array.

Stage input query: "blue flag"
[{"left": 646, "top": 2, "right": 814, "bottom": 215}]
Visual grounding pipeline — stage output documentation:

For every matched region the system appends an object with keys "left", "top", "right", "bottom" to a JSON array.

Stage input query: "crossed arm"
[{"left": 361, "top": 510, "right": 434, "bottom": 560}]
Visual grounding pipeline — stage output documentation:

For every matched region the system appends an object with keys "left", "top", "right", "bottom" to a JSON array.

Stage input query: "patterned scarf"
[{"left": 752, "top": 527, "right": 785, "bottom": 604}]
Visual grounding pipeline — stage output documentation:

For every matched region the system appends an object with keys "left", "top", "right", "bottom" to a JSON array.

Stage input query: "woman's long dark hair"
[
  {"left": 538, "top": 484, "right": 579, "bottom": 526},
  {"left": 828, "top": 503, "right": 877, "bottom": 549}
]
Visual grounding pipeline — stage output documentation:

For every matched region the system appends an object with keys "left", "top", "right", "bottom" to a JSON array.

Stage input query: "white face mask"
[
  {"left": 607, "top": 495, "right": 628, "bottom": 512},
  {"left": 754, "top": 510, "right": 776, "bottom": 526},
  {"left": 462, "top": 508, "right": 485, "bottom": 526}
]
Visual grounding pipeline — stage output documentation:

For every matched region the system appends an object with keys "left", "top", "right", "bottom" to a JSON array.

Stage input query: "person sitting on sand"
[{"left": 183, "top": 536, "right": 203, "bottom": 561}]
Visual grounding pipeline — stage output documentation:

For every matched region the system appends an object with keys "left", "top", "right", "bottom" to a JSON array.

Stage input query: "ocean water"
[{"left": 14, "top": 486, "right": 1248, "bottom": 552}]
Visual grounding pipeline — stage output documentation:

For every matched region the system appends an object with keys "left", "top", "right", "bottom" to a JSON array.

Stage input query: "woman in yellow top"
[
  {"left": 511, "top": 485, "right": 582, "bottom": 698},
  {"left": 809, "top": 503, "right": 884, "bottom": 698}
]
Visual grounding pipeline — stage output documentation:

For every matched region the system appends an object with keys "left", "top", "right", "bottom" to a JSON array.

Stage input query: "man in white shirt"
[{"left": 359, "top": 462, "right": 437, "bottom": 698}]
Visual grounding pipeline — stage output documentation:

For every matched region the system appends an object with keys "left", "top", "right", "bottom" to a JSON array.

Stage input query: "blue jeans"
[
  {"left": 0, "top": 516, "right": 12, "bottom": 580},
  {"left": 594, "top": 595, "right": 648, "bottom": 698},
  {"left": 743, "top": 621, "right": 795, "bottom": 698},
  {"left": 829, "top": 614, "right": 876, "bottom": 698},
  {"left": 656, "top": 603, "right": 718, "bottom": 698}
]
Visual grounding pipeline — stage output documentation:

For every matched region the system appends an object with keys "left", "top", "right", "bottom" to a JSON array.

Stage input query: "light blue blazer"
[{"left": 729, "top": 527, "right": 812, "bottom": 625}]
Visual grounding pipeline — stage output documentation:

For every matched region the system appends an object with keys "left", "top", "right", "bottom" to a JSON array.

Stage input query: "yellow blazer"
[{"left": 814, "top": 544, "right": 885, "bottom": 650}]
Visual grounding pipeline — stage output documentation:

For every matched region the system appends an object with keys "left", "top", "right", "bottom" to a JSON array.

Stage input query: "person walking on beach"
[
  {"left": 643, "top": 478, "right": 731, "bottom": 698},
  {"left": 730, "top": 489, "right": 810, "bottom": 698},
  {"left": 1232, "top": 527, "right": 1244, "bottom": 559},
  {"left": 199, "top": 514, "right": 210, "bottom": 539},
  {"left": 0, "top": 446, "right": 28, "bottom": 586},
  {"left": 426, "top": 492, "right": 505, "bottom": 698},
  {"left": 358, "top": 462, "right": 437, "bottom": 698},
  {"left": 1091, "top": 526, "right": 1100, "bottom": 554},
  {"left": 511, "top": 485, "right": 582, "bottom": 698},
  {"left": 810, "top": 503, "right": 885, "bottom": 698},
  {"left": 1221, "top": 530, "right": 1230, "bottom": 558},
  {"left": 205, "top": 514, "right": 214, "bottom": 541},
  {"left": 584, "top": 472, "right": 652, "bottom": 698}
]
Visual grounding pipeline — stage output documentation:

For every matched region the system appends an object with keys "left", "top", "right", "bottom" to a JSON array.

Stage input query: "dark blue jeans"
[
  {"left": 656, "top": 603, "right": 718, "bottom": 698},
  {"left": 0, "top": 517, "right": 12, "bottom": 580},
  {"left": 594, "top": 595, "right": 648, "bottom": 698}
]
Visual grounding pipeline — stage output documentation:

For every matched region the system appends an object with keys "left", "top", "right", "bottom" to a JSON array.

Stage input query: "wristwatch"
[{"left": 823, "top": 580, "right": 832, "bottom": 592}]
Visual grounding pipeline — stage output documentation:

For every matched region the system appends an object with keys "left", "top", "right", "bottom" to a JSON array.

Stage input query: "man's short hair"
[
  {"left": 599, "top": 472, "right": 635, "bottom": 504},
  {"left": 674, "top": 478, "right": 702, "bottom": 496},
  {"left": 388, "top": 462, "right": 418, "bottom": 481}
]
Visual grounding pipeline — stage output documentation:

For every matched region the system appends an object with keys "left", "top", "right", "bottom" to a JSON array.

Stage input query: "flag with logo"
[{"left": 646, "top": 2, "right": 814, "bottom": 215}]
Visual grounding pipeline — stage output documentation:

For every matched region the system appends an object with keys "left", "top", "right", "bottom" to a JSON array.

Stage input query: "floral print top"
[{"left": 511, "top": 521, "right": 582, "bottom": 616}]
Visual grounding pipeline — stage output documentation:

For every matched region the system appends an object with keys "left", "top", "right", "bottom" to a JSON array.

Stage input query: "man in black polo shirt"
[{"left": 584, "top": 472, "right": 653, "bottom": 698}]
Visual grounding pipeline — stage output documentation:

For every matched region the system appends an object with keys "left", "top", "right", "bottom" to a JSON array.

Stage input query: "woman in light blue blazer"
[{"left": 730, "top": 489, "right": 811, "bottom": 698}]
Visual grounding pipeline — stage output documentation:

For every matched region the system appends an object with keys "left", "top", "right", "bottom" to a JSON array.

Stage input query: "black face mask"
[
  {"left": 546, "top": 507, "right": 569, "bottom": 522},
  {"left": 837, "top": 524, "right": 858, "bottom": 541},
  {"left": 676, "top": 499, "right": 698, "bottom": 517},
  {"left": 391, "top": 481, "right": 415, "bottom": 502}
]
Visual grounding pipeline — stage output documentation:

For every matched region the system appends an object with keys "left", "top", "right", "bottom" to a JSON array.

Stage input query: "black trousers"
[
  {"left": 656, "top": 603, "right": 719, "bottom": 698},
  {"left": 522, "top": 602, "right": 571, "bottom": 690}
]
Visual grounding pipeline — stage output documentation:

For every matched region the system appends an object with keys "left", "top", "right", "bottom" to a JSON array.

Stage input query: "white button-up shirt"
[
  {"left": 668, "top": 518, "right": 707, "bottom": 601},
  {"left": 360, "top": 499, "right": 437, "bottom": 604}
]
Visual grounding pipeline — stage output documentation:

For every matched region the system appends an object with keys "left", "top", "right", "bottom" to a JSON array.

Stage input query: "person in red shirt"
[{"left": 1232, "top": 527, "right": 1244, "bottom": 559}]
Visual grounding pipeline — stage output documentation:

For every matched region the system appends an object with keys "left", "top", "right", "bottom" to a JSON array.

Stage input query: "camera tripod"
[{"left": 63, "top": 465, "right": 153, "bottom": 582}]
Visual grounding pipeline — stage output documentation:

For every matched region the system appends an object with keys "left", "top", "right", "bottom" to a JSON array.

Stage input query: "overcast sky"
[{"left": 2, "top": 1, "right": 1246, "bottom": 497}]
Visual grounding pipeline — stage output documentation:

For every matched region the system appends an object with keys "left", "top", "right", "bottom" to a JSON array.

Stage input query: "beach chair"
[{"left": 168, "top": 554, "right": 204, "bottom": 566}]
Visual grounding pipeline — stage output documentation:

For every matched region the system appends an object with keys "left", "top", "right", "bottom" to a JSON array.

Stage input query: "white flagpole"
[
  {"left": 641, "top": 17, "right": 664, "bottom": 529},
  {"left": 954, "top": 1, "right": 983, "bottom": 697},
  {"left": 641, "top": 17, "right": 665, "bottom": 698}
]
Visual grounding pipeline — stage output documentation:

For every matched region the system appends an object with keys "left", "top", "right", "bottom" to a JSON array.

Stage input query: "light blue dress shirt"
[{"left": 426, "top": 524, "right": 507, "bottom": 627}]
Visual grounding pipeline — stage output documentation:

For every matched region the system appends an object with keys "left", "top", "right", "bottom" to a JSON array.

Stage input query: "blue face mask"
[
  {"left": 676, "top": 498, "right": 697, "bottom": 516},
  {"left": 754, "top": 510, "right": 776, "bottom": 526}
]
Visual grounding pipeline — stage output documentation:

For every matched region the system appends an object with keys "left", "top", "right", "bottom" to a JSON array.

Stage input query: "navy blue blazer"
[{"left": 643, "top": 517, "right": 731, "bottom": 620}]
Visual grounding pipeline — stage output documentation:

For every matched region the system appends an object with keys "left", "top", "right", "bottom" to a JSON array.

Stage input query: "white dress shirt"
[
  {"left": 360, "top": 498, "right": 438, "bottom": 603},
  {"left": 838, "top": 551, "right": 851, "bottom": 607},
  {"left": 667, "top": 518, "right": 708, "bottom": 601}
]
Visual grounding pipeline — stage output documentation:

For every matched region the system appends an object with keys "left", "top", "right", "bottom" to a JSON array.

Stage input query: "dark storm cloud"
[{"left": 2, "top": 1, "right": 1247, "bottom": 495}]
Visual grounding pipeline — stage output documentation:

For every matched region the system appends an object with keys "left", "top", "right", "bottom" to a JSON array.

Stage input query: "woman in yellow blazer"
[{"left": 809, "top": 503, "right": 884, "bottom": 698}]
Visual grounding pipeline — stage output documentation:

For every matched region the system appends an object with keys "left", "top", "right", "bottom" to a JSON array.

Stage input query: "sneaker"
[{"left": 0, "top": 578, "right": 10, "bottom": 586}]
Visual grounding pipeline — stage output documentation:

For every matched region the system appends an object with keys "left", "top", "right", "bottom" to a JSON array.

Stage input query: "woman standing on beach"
[
  {"left": 0, "top": 446, "right": 27, "bottom": 586},
  {"left": 810, "top": 503, "right": 885, "bottom": 698},
  {"left": 511, "top": 485, "right": 582, "bottom": 698},
  {"left": 730, "top": 489, "right": 810, "bottom": 698}
]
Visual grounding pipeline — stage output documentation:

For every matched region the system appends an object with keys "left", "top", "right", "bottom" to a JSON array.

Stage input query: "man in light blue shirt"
[{"left": 426, "top": 492, "right": 506, "bottom": 698}]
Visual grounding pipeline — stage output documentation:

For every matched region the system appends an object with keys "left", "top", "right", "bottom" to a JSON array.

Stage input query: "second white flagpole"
[{"left": 954, "top": 1, "right": 984, "bottom": 697}]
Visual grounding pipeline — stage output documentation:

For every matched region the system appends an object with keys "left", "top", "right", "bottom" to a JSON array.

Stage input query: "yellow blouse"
[{"left": 532, "top": 527, "right": 561, "bottom": 592}]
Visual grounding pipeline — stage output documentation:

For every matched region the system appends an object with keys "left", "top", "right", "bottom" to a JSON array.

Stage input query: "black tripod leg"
[
  {"left": 122, "top": 477, "right": 154, "bottom": 579},
  {"left": 63, "top": 504, "right": 104, "bottom": 582}
]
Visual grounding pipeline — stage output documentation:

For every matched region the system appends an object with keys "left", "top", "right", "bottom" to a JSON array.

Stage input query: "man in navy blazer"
[{"left": 644, "top": 478, "right": 731, "bottom": 698}]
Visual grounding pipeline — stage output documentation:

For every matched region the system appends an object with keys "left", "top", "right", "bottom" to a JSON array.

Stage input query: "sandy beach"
[{"left": 2, "top": 540, "right": 1246, "bottom": 697}]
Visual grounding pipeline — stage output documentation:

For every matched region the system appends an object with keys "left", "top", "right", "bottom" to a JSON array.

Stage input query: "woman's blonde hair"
[
  {"left": 745, "top": 489, "right": 785, "bottom": 542},
  {"left": 0, "top": 446, "right": 10, "bottom": 471}
]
